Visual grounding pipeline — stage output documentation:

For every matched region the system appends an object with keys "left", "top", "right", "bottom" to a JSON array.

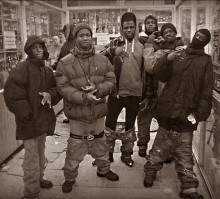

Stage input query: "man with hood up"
[
  {"left": 55, "top": 23, "right": 118, "bottom": 194},
  {"left": 143, "top": 28, "right": 213, "bottom": 199},
  {"left": 137, "top": 15, "right": 162, "bottom": 158},
  {"left": 3, "top": 35, "right": 62, "bottom": 199},
  {"left": 100, "top": 12, "right": 145, "bottom": 167}
]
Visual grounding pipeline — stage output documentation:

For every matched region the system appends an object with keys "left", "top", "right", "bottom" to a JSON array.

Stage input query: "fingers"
[
  {"left": 90, "top": 89, "right": 97, "bottom": 95},
  {"left": 47, "top": 99, "right": 52, "bottom": 108},
  {"left": 152, "top": 31, "right": 158, "bottom": 35}
]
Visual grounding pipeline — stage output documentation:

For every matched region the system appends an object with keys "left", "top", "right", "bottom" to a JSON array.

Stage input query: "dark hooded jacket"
[
  {"left": 3, "top": 35, "right": 62, "bottom": 140},
  {"left": 52, "top": 23, "right": 76, "bottom": 70},
  {"left": 153, "top": 45, "right": 213, "bottom": 132}
]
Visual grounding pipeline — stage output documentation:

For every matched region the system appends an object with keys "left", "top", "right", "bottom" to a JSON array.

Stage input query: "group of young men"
[{"left": 3, "top": 11, "right": 213, "bottom": 199}]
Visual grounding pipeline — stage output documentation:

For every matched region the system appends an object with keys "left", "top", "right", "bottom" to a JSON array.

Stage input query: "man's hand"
[
  {"left": 115, "top": 46, "right": 130, "bottom": 58},
  {"left": 139, "top": 98, "right": 149, "bottom": 111},
  {"left": 86, "top": 90, "right": 101, "bottom": 103},
  {"left": 39, "top": 92, "right": 52, "bottom": 108},
  {"left": 81, "top": 80, "right": 96, "bottom": 93},
  {"left": 148, "top": 31, "right": 158, "bottom": 43},
  {"left": 167, "top": 50, "right": 184, "bottom": 62}
]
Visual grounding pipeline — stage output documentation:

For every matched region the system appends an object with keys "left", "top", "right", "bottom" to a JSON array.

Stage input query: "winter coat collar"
[
  {"left": 185, "top": 45, "right": 205, "bottom": 57},
  {"left": 27, "top": 56, "right": 45, "bottom": 67},
  {"left": 159, "top": 37, "right": 184, "bottom": 50},
  {"left": 70, "top": 44, "right": 95, "bottom": 59}
]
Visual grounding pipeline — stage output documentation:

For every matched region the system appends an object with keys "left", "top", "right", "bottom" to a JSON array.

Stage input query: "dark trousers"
[
  {"left": 144, "top": 126, "right": 199, "bottom": 191},
  {"left": 137, "top": 107, "right": 152, "bottom": 147},
  {"left": 105, "top": 96, "right": 140, "bottom": 156}
]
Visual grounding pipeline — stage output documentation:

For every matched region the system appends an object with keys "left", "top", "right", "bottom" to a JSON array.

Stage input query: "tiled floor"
[{"left": 0, "top": 111, "right": 211, "bottom": 199}]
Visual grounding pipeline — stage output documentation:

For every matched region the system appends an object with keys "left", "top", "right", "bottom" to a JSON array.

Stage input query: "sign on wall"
[{"left": 4, "top": 31, "right": 16, "bottom": 50}]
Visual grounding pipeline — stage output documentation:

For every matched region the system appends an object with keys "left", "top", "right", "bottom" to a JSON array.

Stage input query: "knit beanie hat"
[
  {"left": 161, "top": 23, "right": 177, "bottom": 36},
  {"left": 197, "top": 29, "right": 211, "bottom": 44},
  {"left": 121, "top": 12, "right": 136, "bottom": 27},
  {"left": 72, "top": 23, "right": 93, "bottom": 39},
  {"left": 144, "top": 15, "right": 158, "bottom": 36}
]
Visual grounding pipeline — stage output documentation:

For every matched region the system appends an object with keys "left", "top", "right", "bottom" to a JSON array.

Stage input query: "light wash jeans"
[
  {"left": 22, "top": 134, "right": 47, "bottom": 199},
  {"left": 63, "top": 117, "right": 110, "bottom": 182}
]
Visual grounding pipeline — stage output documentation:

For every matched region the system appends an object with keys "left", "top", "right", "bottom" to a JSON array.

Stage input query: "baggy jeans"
[
  {"left": 63, "top": 117, "right": 110, "bottom": 182},
  {"left": 144, "top": 126, "right": 199, "bottom": 191},
  {"left": 22, "top": 133, "right": 47, "bottom": 199},
  {"left": 137, "top": 106, "right": 152, "bottom": 148},
  {"left": 105, "top": 96, "right": 139, "bottom": 156}
]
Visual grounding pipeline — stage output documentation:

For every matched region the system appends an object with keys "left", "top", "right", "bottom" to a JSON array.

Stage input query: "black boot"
[
  {"left": 179, "top": 191, "right": 203, "bottom": 199},
  {"left": 121, "top": 156, "right": 134, "bottom": 167},
  {"left": 143, "top": 171, "right": 157, "bottom": 188},
  {"left": 138, "top": 146, "right": 147, "bottom": 157},
  {"left": 97, "top": 170, "right": 119, "bottom": 181},
  {"left": 62, "top": 180, "right": 76, "bottom": 193},
  {"left": 109, "top": 152, "right": 114, "bottom": 162},
  {"left": 40, "top": 180, "right": 53, "bottom": 188}
]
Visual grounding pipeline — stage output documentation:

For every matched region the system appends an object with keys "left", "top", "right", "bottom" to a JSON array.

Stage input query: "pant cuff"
[{"left": 181, "top": 188, "right": 197, "bottom": 194}]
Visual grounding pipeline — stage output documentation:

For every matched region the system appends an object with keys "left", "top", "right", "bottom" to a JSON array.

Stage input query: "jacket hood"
[
  {"left": 119, "top": 12, "right": 140, "bottom": 53},
  {"left": 64, "top": 22, "right": 75, "bottom": 41},
  {"left": 24, "top": 35, "right": 49, "bottom": 60}
]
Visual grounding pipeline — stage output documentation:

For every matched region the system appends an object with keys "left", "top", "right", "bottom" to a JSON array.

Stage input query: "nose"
[{"left": 37, "top": 46, "right": 42, "bottom": 51}]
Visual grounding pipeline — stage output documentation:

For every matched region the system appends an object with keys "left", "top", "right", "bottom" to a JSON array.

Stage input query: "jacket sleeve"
[
  {"left": 153, "top": 54, "right": 173, "bottom": 83},
  {"left": 95, "top": 58, "right": 116, "bottom": 99},
  {"left": 143, "top": 47, "right": 165, "bottom": 74},
  {"left": 45, "top": 69, "right": 62, "bottom": 106},
  {"left": 3, "top": 64, "right": 32, "bottom": 120},
  {"left": 55, "top": 61, "right": 85, "bottom": 105},
  {"left": 194, "top": 57, "right": 214, "bottom": 122},
  {"left": 100, "top": 40, "right": 117, "bottom": 65}
]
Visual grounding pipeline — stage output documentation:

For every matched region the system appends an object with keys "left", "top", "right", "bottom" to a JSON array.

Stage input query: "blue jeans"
[
  {"left": 137, "top": 107, "right": 152, "bottom": 148},
  {"left": 144, "top": 126, "right": 199, "bottom": 191}
]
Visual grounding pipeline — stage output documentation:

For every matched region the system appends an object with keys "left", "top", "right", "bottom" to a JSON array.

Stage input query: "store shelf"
[
  {"left": 4, "top": 18, "right": 18, "bottom": 22},
  {"left": 6, "top": 50, "right": 17, "bottom": 52}
]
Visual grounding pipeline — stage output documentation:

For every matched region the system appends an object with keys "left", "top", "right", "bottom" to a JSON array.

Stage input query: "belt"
[{"left": 69, "top": 131, "right": 104, "bottom": 141}]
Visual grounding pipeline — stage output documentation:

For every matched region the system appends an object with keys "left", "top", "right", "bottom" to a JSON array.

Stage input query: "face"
[
  {"left": 195, "top": 31, "right": 206, "bottom": 42},
  {"left": 163, "top": 28, "right": 177, "bottom": 43},
  {"left": 76, "top": 29, "right": 92, "bottom": 50},
  {"left": 122, "top": 21, "right": 135, "bottom": 40},
  {"left": 145, "top": 19, "right": 156, "bottom": 33},
  {"left": 58, "top": 33, "right": 65, "bottom": 43},
  {"left": 31, "top": 43, "right": 43, "bottom": 60},
  {"left": 53, "top": 37, "right": 60, "bottom": 45}
]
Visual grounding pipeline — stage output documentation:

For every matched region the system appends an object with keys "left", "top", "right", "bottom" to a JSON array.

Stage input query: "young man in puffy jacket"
[
  {"left": 4, "top": 35, "right": 62, "bottom": 199},
  {"left": 143, "top": 28, "right": 213, "bottom": 199},
  {"left": 55, "top": 23, "right": 118, "bottom": 194},
  {"left": 100, "top": 12, "right": 145, "bottom": 167}
]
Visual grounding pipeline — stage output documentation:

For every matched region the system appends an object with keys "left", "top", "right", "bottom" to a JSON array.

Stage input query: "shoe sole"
[
  {"left": 179, "top": 192, "right": 203, "bottom": 199},
  {"left": 97, "top": 173, "right": 119, "bottom": 181}
]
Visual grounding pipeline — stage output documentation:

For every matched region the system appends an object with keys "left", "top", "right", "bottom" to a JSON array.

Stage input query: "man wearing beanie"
[
  {"left": 143, "top": 29, "right": 213, "bottom": 199},
  {"left": 55, "top": 23, "right": 118, "bottom": 194},
  {"left": 4, "top": 35, "right": 62, "bottom": 199},
  {"left": 142, "top": 22, "right": 184, "bottom": 163}
]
